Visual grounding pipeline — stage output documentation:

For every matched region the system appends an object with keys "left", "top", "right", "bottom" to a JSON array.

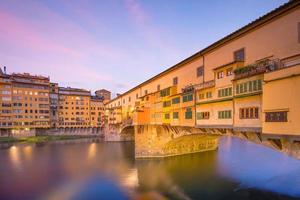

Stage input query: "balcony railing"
[
  {"left": 234, "top": 59, "right": 283, "bottom": 80},
  {"left": 195, "top": 80, "right": 215, "bottom": 90}
]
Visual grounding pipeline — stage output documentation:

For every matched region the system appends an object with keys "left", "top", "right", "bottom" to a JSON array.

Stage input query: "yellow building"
[
  {"left": 58, "top": 87, "right": 91, "bottom": 128},
  {"left": 105, "top": 1, "right": 300, "bottom": 139}
]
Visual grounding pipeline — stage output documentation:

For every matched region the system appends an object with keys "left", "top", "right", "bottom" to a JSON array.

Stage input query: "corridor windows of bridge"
[
  {"left": 265, "top": 111, "right": 288, "bottom": 122},
  {"left": 173, "top": 112, "right": 179, "bottom": 119},
  {"left": 172, "top": 97, "right": 180, "bottom": 104},
  {"left": 182, "top": 93, "right": 193, "bottom": 102},
  {"left": 173, "top": 77, "right": 178, "bottom": 86},
  {"left": 218, "top": 110, "right": 232, "bottom": 119},
  {"left": 197, "top": 66, "right": 204, "bottom": 77},
  {"left": 197, "top": 112, "right": 210, "bottom": 120},
  {"left": 234, "top": 48, "right": 245, "bottom": 62},
  {"left": 226, "top": 68, "right": 233, "bottom": 76},
  {"left": 185, "top": 107, "right": 193, "bottom": 119},
  {"left": 239, "top": 107, "right": 259, "bottom": 119},
  {"left": 217, "top": 71, "right": 224, "bottom": 79},
  {"left": 218, "top": 87, "right": 232, "bottom": 98}
]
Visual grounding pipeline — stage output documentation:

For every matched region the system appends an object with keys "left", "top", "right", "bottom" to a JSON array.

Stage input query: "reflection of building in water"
[{"left": 9, "top": 146, "right": 20, "bottom": 170}]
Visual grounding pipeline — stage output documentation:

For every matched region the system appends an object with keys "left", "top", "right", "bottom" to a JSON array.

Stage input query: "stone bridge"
[{"left": 105, "top": 124, "right": 300, "bottom": 159}]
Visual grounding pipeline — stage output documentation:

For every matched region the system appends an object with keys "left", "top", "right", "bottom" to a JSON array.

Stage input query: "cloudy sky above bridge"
[{"left": 0, "top": 0, "right": 287, "bottom": 95}]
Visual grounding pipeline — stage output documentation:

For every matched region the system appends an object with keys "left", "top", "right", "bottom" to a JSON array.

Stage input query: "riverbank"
[{"left": 0, "top": 135, "right": 101, "bottom": 144}]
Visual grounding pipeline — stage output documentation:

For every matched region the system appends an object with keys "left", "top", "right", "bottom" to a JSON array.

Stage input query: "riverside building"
[
  {"left": 0, "top": 68, "right": 109, "bottom": 136},
  {"left": 0, "top": 70, "right": 50, "bottom": 136}
]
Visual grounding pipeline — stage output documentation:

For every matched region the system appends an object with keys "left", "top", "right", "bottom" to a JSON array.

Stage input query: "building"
[
  {"left": 0, "top": 70, "right": 51, "bottom": 136},
  {"left": 58, "top": 87, "right": 91, "bottom": 128},
  {"left": 90, "top": 96, "right": 105, "bottom": 128},
  {"left": 105, "top": 1, "right": 300, "bottom": 140},
  {"left": 95, "top": 89, "right": 111, "bottom": 103}
]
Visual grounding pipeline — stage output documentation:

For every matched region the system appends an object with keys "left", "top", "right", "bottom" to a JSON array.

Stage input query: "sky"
[{"left": 0, "top": 0, "right": 288, "bottom": 96}]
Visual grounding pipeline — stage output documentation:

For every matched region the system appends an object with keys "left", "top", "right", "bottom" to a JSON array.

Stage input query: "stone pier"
[{"left": 134, "top": 125, "right": 218, "bottom": 158}]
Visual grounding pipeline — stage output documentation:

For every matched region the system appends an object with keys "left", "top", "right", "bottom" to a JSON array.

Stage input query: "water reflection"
[
  {"left": 217, "top": 136, "right": 300, "bottom": 197},
  {"left": 9, "top": 145, "right": 21, "bottom": 170},
  {"left": 0, "top": 137, "right": 299, "bottom": 200}
]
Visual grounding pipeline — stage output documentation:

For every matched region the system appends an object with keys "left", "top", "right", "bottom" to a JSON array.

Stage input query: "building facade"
[
  {"left": 0, "top": 72, "right": 51, "bottom": 136},
  {"left": 0, "top": 69, "right": 109, "bottom": 136},
  {"left": 58, "top": 87, "right": 91, "bottom": 128}
]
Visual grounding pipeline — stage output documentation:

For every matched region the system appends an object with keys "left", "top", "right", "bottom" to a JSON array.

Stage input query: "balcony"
[{"left": 234, "top": 59, "right": 283, "bottom": 80}]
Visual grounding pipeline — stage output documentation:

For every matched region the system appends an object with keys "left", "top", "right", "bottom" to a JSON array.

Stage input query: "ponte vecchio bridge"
[{"left": 104, "top": 1, "right": 300, "bottom": 159}]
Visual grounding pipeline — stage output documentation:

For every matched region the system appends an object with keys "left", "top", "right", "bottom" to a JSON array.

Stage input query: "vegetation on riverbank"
[{"left": 0, "top": 135, "right": 100, "bottom": 144}]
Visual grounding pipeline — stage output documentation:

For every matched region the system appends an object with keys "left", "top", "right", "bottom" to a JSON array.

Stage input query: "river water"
[{"left": 0, "top": 136, "right": 299, "bottom": 200}]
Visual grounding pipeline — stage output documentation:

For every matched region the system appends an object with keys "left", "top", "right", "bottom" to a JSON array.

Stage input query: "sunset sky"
[{"left": 0, "top": 0, "right": 287, "bottom": 95}]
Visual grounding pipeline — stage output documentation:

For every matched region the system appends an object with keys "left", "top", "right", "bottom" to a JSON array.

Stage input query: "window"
[
  {"left": 185, "top": 108, "right": 193, "bottom": 119},
  {"left": 183, "top": 93, "right": 193, "bottom": 102},
  {"left": 198, "top": 93, "right": 205, "bottom": 100},
  {"left": 173, "top": 112, "right": 179, "bottom": 119},
  {"left": 236, "top": 80, "right": 262, "bottom": 95},
  {"left": 197, "top": 112, "right": 210, "bottom": 120},
  {"left": 218, "top": 110, "right": 232, "bottom": 119},
  {"left": 172, "top": 97, "right": 180, "bottom": 104},
  {"left": 128, "top": 97, "right": 131, "bottom": 102},
  {"left": 197, "top": 66, "right": 204, "bottom": 77},
  {"left": 206, "top": 91, "right": 212, "bottom": 98},
  {"left": 226, "top": 68, "right": 233, "bottom": 76},
  {"left": 136, "top": 93, "right": 138, "bottom": 99},
  {"left": 240, "top": 107, "right": 259, "bottom": 119},
  {"left": 173, "top": 77, "right": 178, "bottom": 85},
  {"left": 160, "top": 88, "right": 170, "bottom": 97},
  {"left": 144, "top": 90, "right": 148, "bottom": 95},
  {"left": 157, "top": 84, "right": 160, "bottom": 91},
  {"left": 163, "top": 101, "right": 171, "bottom": 107},
  {"left": 165, "top": 113, "right": 170, "bottom": 119},
  {"left": 218, "top": 87, "right": 232, "bottom": 97},
  {"left": 217, "top": 71, "right": 224, "bottom": 79},
  {"left": 234, "top": 48, "right": 245, "bottom": 61},
  {"left": 265, "top": 111, "right": 287, "bottom": 122}
]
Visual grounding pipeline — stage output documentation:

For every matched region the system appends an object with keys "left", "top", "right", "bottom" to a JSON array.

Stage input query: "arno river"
[{"left": 0, "top": 137, "right": 299, "bottom": 200}]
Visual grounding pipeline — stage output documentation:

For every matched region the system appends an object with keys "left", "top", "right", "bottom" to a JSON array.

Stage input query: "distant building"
[
  {"left": 58, "top": 87, "right": 91, "bottom": 129},
  {"left": 95, "top": 89, "right": 111, "bottom": 103},
  {"left": 90, "top": 96, "right": 105, "bottom": 128}
]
